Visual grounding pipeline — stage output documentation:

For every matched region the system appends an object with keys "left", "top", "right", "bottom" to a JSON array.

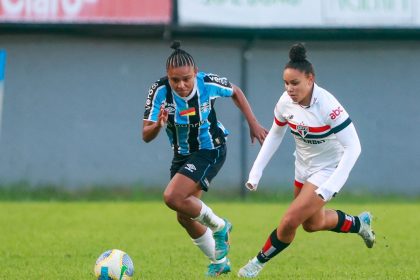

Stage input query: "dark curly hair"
[{"left": 285, "top": 43, "right": 315, "bottom": 76}]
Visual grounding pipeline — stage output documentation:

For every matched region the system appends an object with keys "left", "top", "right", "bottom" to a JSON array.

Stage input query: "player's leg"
[
  {"left": 180, "top": 146, "right": 232, "bottom": 261},
  {"left": 164, "top": 174, "right": 230, "bottom": 276},
  {"left": 301, "top": 205, "right": 375, "bottom": 248},
  {"left": 164, "top": 173, "right": 225, "bottom": 233},
  {"left": 239, "top": 182, "right": 325, "bottom": 278},
  {"left": 176, "top": 187, "right": 205, "bottom": 238},
  {"left": 175, "top": 188, "right": 215, "bottom": 261},
  {"left": 164, "top": 146, "right": 231, "bottom": 276},
  {"left": 299, "top": 172, "right": 375, "bottom": 248},
  {"left": 277, "top": 182, "right": 325, "bottom": 241}
]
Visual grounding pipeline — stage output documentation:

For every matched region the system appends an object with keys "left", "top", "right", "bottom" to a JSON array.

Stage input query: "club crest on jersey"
[
  {"left": 297, "top": 125, "right": 309, "bottom": 138},
  {"left": 163, "top": 101, "right": 176, "bottom": 115},
  {"left": 200, "top": 102, "right": 210, "bottom": 113}
]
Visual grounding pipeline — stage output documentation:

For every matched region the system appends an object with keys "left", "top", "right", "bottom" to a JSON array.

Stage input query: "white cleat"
[
  {"left": 238, "top": 258, "right": 265, "bottom": 278},
  {"left": 358, "top": 211, "right": 375, "bottom": 248}
]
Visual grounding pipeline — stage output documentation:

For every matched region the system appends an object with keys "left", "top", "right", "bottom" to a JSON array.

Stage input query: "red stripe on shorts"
[{"left": 294, "top": 180, "right": 304, "bottom": 188}]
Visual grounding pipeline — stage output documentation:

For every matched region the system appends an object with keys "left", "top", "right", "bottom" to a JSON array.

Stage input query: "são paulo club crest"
[{"left": 297, "top": 124, "right": 309, "bottom": 138}]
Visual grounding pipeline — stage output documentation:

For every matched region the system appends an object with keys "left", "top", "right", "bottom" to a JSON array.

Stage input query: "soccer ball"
[{"left": 94, "top": 249, "right": 134, "bottom": 280}]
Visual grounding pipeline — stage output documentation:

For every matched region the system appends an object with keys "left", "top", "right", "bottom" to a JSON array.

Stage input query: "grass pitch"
[{"left": 0, "top": 201, "right": 419, "bottom": 279}]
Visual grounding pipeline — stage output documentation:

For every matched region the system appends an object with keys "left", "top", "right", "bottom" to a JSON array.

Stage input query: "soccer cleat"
[
  {"left": 206, "top": 258, "right": 231, "bottom": 277},
  {"left": 358, "top": 211, "right": 375, "bottom": 248},
  {"left": 238, "top": 258, "right": 265, "bottom": 278},
  {"left": 213, "top": 219, "right": 232, "bottom": 260}
]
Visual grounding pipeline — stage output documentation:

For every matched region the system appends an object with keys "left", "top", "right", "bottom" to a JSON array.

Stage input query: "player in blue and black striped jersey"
[{"left": 143, "top": 41, "right": 267, "bottom": 277}]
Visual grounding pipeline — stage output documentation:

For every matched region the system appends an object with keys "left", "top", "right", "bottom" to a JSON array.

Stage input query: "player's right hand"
[
  {"left": 245, "top": 181, "right": 258, "bottom": 191},
  {"left": 157, "top": 105, "right": 169, "bottom": 128}
]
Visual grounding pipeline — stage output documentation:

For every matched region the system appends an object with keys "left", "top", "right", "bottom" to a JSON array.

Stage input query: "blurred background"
[{"left": 0, "top": 0, "right": 419, "bottom": 198}]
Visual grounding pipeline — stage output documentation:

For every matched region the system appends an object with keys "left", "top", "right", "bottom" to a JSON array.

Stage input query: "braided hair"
[
  {"left": 285, "top": 43, "right": 315, "bottom": 76},
  {"left": 166, "top": 41, "right": 196, "bottom": 70}
]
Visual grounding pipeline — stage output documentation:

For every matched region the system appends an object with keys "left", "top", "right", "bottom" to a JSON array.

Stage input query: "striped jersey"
[
  {"left": 144, "top": 72, "right": 233, "bottom": 155},
  {"left": 274, "top": 83, "right": 352, "bottom": 170}
]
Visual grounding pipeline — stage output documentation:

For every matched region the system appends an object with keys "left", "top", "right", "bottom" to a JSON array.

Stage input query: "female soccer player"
[
  {"left": 143, "top": 41, "right": 267, "bottom": 277},
  {"left": 238, "top": 43, "right": 375, "bottom": 278}
]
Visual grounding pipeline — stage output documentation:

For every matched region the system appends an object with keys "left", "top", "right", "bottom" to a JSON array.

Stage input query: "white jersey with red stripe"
[{"left": 274, "top": 83, "right": 351, "bottom": 173}]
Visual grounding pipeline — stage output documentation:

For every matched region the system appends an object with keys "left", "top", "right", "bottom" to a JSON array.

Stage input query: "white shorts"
[{"left": 294, "top": 161, "right": 338, "bottom": 201}]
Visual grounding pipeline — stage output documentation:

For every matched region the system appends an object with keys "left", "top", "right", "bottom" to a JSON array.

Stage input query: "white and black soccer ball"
[{"left": 94, "top": 249, "right": 134, "bottom": 280}]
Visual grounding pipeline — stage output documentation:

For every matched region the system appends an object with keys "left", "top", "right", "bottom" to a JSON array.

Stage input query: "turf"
[{"left": 0, "top": 201, "right": 419, "bottom": 279}]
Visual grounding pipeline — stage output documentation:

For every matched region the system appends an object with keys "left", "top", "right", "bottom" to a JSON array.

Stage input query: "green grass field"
[{"left": 0, "top": 201, "right": 419, "bottom": 279}]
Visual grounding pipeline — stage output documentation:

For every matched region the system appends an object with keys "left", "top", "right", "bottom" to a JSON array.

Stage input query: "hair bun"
[
  {"left": 170, "top": 41, "right": 181, "bottom": 50},
  {"left": 289, "top": 43, "right": 307, "bottom": 62}
]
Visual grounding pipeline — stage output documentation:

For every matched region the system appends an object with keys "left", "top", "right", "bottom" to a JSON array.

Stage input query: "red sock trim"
[
  {"left": 262, "top": 237, "right": 273, "bottom": 253},
  {"left": 340, "top": 217, "right": 353, "bottom": 232}
]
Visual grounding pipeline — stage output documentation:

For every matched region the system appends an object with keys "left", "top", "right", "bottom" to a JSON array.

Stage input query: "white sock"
[
  {"left": 252, "top": 257, "right": 265, "bottom": 267},
  {"left": 192, "top": 201, "right": 225, "bottom": 232},
  {"left": 192, "top": 228, "right": 216, "bottom": 262}
]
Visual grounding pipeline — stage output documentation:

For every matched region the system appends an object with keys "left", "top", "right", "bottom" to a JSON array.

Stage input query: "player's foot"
[
  {"left": 358, "top": 211, "right": 375, "bottom": 248},
  {"left": 213, "top": 219, "right": 232, "bottom": 260},
  {"left": 238, "top": 258, "right": 265, "bottom": 278},
  {"left": 206, "top": 258, "right": 231, "bottom": 277}
]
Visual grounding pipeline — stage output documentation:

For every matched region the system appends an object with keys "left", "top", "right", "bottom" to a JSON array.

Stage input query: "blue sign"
[{"left": 0, "top": 50, "right": 6, "bottom": 81}]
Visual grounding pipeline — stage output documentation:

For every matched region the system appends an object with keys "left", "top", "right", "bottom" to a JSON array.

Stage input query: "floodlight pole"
[{"left": 239, "top": 40, "right": 253, "bottom": 199}]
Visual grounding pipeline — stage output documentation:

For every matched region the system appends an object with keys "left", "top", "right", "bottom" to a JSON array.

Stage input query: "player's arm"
[
  {"left": 246, "top": 119, "right": 287, "bottom": 191},
  {"left": 231, "top": 84, "right": 268, "bottom": 144},
  {"left": 142, "top": 106, "right": 168, "bottom": 143},
  {"left": 318, "top": 122, "right": 361, "bottom": 200}
]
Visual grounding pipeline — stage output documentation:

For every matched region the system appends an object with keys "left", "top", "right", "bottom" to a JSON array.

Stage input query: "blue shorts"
[{"left": 170, "top": 145, "right": 227, "bottom": 191}]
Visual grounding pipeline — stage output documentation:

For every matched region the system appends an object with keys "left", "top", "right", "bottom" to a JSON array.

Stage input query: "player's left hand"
[{"left": 250, "top": 123, "right": 268, "bottom": 145}]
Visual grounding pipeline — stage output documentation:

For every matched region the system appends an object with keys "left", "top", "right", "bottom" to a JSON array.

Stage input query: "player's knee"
[
  {"left": 163, "top": 189, "right": 179, "bottom": 210},
  {"left": 302, "top": 222, "right": 321, "bottom": 233},
  {"left": 281, "top": 214, "right": 301, "bottom": 231}
]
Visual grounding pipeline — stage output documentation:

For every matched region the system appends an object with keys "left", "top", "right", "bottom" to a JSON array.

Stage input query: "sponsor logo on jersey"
[
  {"left": 145, "top": 99, "right": 152, "bottom": 111},
  {"left": 145, "top": 82, "right": 161, "bottom": 111},
  {"left": 283, "top": 114, "right": 294, "bottom": 120},
  {"left": 148, "top": 82, "right": 159, "bottom": 98},
  {"left": 330, "top": 106, "right": 343, "bottom": 120},
  {"left": 297, "top": 125, "right": 309, "bottom": 138},
  {"left": 207, "top": 74, "right": 229, "bottom": 86},
  {"left": 180, "top": 107, "right": 196, "bottom": 116},
  {"left": 301, "top": 139, "right": 326, "bottom": 144},
  {"left": 164, "top": 101, "right": 176, "bottom": 114},
  {"left": 200, "top": 102, "right": 210, "bottom": 113},
  {"left": 185, "top": 164, "right": 196, "bottom": 173},
  {"left": 167, "top": 120, "right": 206, "bottom": 128}
]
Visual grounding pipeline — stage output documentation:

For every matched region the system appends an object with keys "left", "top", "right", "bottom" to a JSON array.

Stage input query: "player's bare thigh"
[
  {"left": 163, "top": 173, "right": 202, "bottom": 215},
  {"left": 295, "top": 183, "right": 336, "bottom": 232},
  {"left": 284, "top": 182, "right": 326, "bottom": 228}
]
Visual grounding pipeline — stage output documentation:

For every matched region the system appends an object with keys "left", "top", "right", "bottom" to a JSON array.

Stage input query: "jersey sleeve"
[
  {"left": 274, "top": 93, "right": 288, "bottom": 127},
  {"left": 322, "top": 92, "right": 351, "bottom": 134},
  {"left": 318, "top": 122, "right": 361, "bottom": 198},
  {"left": 202, "top": 73, "right": 233, "bottom": 98},
  {"left": 143, "top": 79, "right": 167, "bottom": 122},
  {"left": 247, "top": 119, "right": 288, "bottom": 189}
]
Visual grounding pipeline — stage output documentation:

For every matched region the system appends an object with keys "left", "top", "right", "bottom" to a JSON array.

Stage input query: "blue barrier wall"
[{"left": 0, "top": 35, "right": 418, "bottom": 194}]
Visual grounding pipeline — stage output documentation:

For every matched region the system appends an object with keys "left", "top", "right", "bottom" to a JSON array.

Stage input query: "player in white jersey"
[{"left": 238, "top": 43, "right": 375, "bottom": 278}]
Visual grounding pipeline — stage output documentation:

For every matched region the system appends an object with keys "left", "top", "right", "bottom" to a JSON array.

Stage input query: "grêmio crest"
[{"left": 297, "top": 125, "right": 309, "bottom": 138}]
